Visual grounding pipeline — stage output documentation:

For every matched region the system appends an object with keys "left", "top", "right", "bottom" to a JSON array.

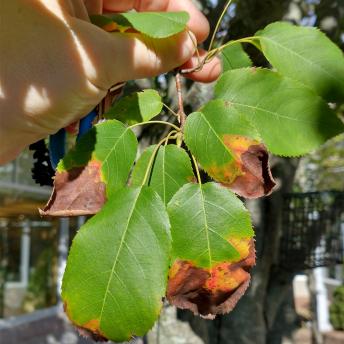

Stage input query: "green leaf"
[
  {"left": 131, "top": 145, "right": 194, "bottom": 204},
  {"left": 257, "top": 22, "right": 344, "bottom": 102},
  {"left": 62, "top": 187, "right": 171, "bottom": 342},
  {"left": 166, "top": 182, "right": 255, "bottom": 316},
  {"left": 91, "top": 12, "right": 190, "bottom": 38},
  {"left": 105, "top": 90, "right": 163, "bottom": 124},
  {"left": 40, "top": 121, "right": 137, "bottom": 216},
  {"left": 221, "top": 43, "right": 252, "bottom": 72},
  {"left": 59, "top": 120, "right": 137, "bottom": 197},
  {"left": 168, "top": 182, "right": 253, "bottom": 267},
  {"left": 184, "top": 99, "right": 275, "bottom": 198},
  {"left": 90, "top": 14, "right": 115, "bottom": 29},
  {"left": 215, "top": 68, "right": 344, "bottom": 156}
]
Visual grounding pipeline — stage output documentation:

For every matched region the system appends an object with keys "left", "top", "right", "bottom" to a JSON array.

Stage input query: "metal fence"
[{"left": 279, "top": 191, "right": 344, "bottom": 271}]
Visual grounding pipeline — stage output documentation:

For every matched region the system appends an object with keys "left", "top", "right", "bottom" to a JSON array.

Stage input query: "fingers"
[
  {"left": 69, "top": 0, "right": 89, "bottom": 20},
  {"left": 83, "top": 0, "right": 102, "bottom": 15},
  {"left": 103, "top": 0, "right": 210, "bottom": 43},
  {"left": 73, "top": 19, "right": 196, "bottom": 87},
  {"left": 182, "top": 50, "right": 222, "bottom": 83}
]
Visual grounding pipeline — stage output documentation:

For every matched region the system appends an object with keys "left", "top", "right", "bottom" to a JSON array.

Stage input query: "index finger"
[{"left": 102, "top": 0, "right": 210, "bottom": 43}]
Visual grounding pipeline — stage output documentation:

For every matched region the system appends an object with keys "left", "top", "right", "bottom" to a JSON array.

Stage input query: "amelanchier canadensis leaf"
[
  {"left": 184, "top": 99, "right": 275, "bottom": 199},
  {"left": 40, "top": 120, "right": 137, "bottom": 216},
  {"left": 91, "top": 11, "right": 190, "bottom": 38},
  {"left": 167, "top": 182, "right": 255, "bottom": 318},
  {"left": 62, "top": 187, "right": 171, "bottom": 342},
  {"left": 105, "top": 90, "right": 163, "bottom": 125},
  {"left": 215, "top": 68, "right": 344, "bottom": 157},
  {"left": 221, "top": 43, "right": 252, "bottom": 72},
  {"left": 257, "top": 22, "right": 344, "bottom": 102},
  {"left": 131, "top": 145, "right": 194, "bottom": 205}
]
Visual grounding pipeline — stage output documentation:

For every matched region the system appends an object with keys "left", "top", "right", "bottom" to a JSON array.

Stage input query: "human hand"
[{"left": 0, "top": 0, "right": 221, "bottom": 164}]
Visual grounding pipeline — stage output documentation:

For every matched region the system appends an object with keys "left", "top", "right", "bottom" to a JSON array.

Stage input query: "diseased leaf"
[
  {"left": 62, "top": 187, "right": 171, "bottom": 342},
  {"left": 40, "top": 121, "right": 137, "bottom": 216},
  {"left": 257, "top": 22, "right": 344, "bottom": 102},
  {"left": 90, "top": 14, "right": 131, "bottom": 33},
  {"left": 91, "top": 12, "right": 190, "bottom": 38},
  {"left": 221, "top": 43, "right": 252, "bottom": 72},
  {"left": 105, "top": 90, "right": 163, "bottom": 125},
  {"left": 131, "top": 145, "right": 194, "bottom": 204},
  {"left": 167, "top": 182, "right": 255, "bottom": 317},
  {"left": 184, "top": 100, "right": 275, "bottom": 198},
  {"left": 215, "top": 68, "right": 344, "bottom": 157}
]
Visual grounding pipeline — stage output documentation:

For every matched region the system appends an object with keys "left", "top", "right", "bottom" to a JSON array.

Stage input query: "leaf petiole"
[
  {"left": 191, "top": 155, "right": 202, "bottom": 185},
  {"left": 181, "top": 36, "right": 260, "bottom": 75},
  {"left": 163, "top": 103, "right": 179, "bottom": 118},
  {"left": 208, "top": 0, "right": 233, "bottom": 52},
  {"left": 141, "top": 131, "right": 178, "bottom": 186},
  {"left": 207, "top": 36, "right": 262, "bottom": 61},
  {"left": 129, "top": 120, "right": 180, "bottom": 132}
]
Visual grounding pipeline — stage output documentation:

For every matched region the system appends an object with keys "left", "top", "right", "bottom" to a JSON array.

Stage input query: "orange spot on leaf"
[
  {"left": 102, "top": 22, "right": 120, "bottom": 32},
  {"left": 83, "top": 319, "right": 101, "bottom": 332},
  {"left": 223, "top": 135, "right": 260, "bottom": 160},
  {"left": 64, "top": 302, "right": 108, "bottom": 342}
]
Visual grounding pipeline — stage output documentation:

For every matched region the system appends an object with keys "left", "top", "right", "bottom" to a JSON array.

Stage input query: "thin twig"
[{"left": 175, "top": 72, "right": 187, "bottom": 130}]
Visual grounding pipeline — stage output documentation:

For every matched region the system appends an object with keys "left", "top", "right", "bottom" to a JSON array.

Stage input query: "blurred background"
[{"left": 0, "top": 0, "right": 343, "bottom": 343}]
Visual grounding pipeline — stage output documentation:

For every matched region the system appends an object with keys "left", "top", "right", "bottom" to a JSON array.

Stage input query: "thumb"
[{"left": 71, "top": 18, "right": 196, "bottom": 88}]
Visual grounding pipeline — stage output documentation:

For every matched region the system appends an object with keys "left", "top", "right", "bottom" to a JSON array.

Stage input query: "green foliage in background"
[{"left": 330, "top": 286, "right": 344, "bottom": 331}]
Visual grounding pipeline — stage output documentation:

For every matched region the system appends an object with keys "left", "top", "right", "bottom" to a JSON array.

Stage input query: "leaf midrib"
[
  {"left": 198, "top": 112, "right": 236, "bottom": 161},
  {"left": 162, "top": 147, "right": 166, "bottom": 204},
  {"left": 198, "top": 186, "right": 240, "bottom": 268},
  {"left": 259, "top": 35, "right": 344, "bottom": 86},
  {"left": 229, "top": 101, "right": 329, "bottom": 126},
  {"left": 199, "top": 185, "right": 213, "bottom": 268},
  {"left": 149, "top": 12, "right": 187, "bottom": 26},
  {"left": 101, "top": 128, "right": 130, "bottom": 166},
  {"left": 98, "top": 188, "right": 142, "bottom": 325}
]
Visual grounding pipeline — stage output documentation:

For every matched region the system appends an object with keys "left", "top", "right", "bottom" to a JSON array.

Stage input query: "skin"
[{"left": 0, "top": 0, "right": 221, "bottom": 164}]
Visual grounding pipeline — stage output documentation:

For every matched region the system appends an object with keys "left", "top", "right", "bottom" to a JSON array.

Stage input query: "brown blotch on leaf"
[
  {"left": 40, "top": 162, "right": 106, "bottom": 217},
  {"left": 229, "top": 144, "right": 275, "bottom": 198},
  {"left": 222, "top": 135, "right": 275, "bottom": 198},
  {"left": 64, "top": 302, "right": 108, "bottom": 342},
  {"left": 167, "top": 240, "right": 256, "bottom": 318}
]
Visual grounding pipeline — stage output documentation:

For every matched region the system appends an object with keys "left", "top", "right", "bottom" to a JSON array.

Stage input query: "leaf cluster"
[{"left": 40, "top": 11, "right": 344, "bottom": 342}]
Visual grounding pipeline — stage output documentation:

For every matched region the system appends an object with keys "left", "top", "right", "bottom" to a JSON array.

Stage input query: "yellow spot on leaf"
[
  {"left": 206, "top": 160, "right": 242, "bottom": 185},
  {"left": 205, "top": 135, "right": 260, "bottom": 186},
  {"left": 228, "top": 237, "right": 251, "bottom": 260},
  {"left": 223, "top": 135, "right": 259, "bottom": 161}
]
